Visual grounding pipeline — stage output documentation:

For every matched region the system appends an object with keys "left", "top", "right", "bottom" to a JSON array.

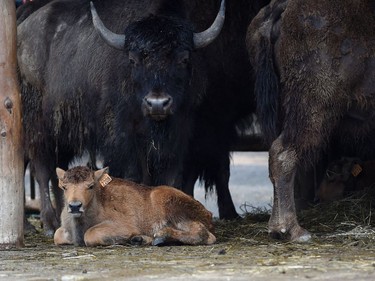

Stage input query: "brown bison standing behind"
[
  {"left": 247, "top": 0, "right": 375, "bottom": 241},
  {"left": 54, "top": 166, "right": 216, "bottom": 247}
]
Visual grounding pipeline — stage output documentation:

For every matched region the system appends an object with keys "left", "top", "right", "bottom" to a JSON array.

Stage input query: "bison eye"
[
  {"left": 129, "top": 58, "right": 136, "bottom": 65},
  {"left": 177, "top": 50, "right": 190, "bottom": 66},
  {"left": 88, "top": 184, "right": 94, "bottom": 190},
  {"left": 129, "top": 51, "right": 140, "bottom": 66}
]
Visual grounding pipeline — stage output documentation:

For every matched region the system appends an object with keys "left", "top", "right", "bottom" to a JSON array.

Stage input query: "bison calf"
[
  {"left": 54, "top": 166, "right": 216, "bottom": 247},
  {"left": 318, "top": 158, "right": 375, "bottom": 202}
]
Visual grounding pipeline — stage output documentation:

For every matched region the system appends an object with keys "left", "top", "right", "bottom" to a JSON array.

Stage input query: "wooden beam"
[{"left": 0, "top": 0, "right": 24, "bottom": 249}]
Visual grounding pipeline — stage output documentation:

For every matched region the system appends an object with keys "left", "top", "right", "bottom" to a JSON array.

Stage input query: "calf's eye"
[{"left": 88, "top": 184, "right": 94, "bottom": 190}]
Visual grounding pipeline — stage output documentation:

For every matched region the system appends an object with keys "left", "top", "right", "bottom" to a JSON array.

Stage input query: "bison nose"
[
  {"left": 142, "top": 93, "right": 173, "bottom": 120},
  {"left": 68, "top": 201, "right": 82, "bottom": 213}
]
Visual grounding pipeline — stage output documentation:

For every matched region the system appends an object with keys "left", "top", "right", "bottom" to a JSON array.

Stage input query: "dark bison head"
[{"left": 90, "top": 1, "right": 225, "bottom": 121}]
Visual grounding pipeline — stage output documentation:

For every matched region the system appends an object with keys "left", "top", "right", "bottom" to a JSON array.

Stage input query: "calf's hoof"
[
  {"left": 152, "top": 237, "right": 166, "bottom": 246},
  {"left": 152, "top": 237, "right": 183, "bottom": 246},
  {"left": 130, "top": 236, "right": 144, "bottom": 246}
]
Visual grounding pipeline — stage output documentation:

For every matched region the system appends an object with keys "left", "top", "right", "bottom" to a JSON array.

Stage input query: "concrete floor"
[{"left": 194, "top": 152, "right": 273, "bottom": 217}]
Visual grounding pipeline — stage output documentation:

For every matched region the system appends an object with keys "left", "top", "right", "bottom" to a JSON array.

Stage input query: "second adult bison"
[{"left": 247, "top": 0, "right": 375, "bottom": 241}]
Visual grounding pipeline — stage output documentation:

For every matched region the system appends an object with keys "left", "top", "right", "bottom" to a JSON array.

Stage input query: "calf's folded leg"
[
  {"left": 54, "top": 227, "right": 73, "bottom": 245},
  {"left": 84, "top": 221, "right": 152, "bottom": 246},
  {"left": 153, "top": 221, "right": 216, "bottom": 246}
]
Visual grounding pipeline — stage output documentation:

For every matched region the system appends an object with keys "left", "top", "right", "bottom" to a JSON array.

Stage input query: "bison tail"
[{"left": 253, "top": 36, "right": 280, "bottom": 146}]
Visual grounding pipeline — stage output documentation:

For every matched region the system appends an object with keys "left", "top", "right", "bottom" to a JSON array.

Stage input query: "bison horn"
[
  {"left": 193, "top": 0, "right": 226, "bottom": 49},
  {"left": 90, "top": 2, "right": 125, "bottom": 50}
]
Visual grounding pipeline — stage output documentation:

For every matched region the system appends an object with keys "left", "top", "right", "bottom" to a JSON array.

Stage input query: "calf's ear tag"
[
  {"left": 99, "top": 174, "right": 112, "bottom": 187},
  {"left": 351, "top": 164, "right": 362, "bottom": 177}
]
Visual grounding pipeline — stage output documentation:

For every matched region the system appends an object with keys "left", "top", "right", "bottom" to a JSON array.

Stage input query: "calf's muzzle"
[{"left": 68, "top": 201, "right": 83, "bottom": 216}]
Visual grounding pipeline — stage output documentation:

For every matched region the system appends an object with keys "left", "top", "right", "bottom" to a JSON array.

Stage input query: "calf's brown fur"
[{"left": 54, "top": 166, "right": 216, "bottom": 247}]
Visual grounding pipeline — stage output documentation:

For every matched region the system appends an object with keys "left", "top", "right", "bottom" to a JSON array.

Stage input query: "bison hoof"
[
  {"left": 294, "top": 232, "right": 312, "bottom": 243},
  {"left": 219, "top": 210, "right": 241, "bottom": 220},
  {"left": 152, "top": 237, "right": 166, "bottom": 246},
  {"left": 44, "top": 228, "right": 55, "bottom": 238},
  {"left": 24, "top": 219, "right": 37, "bottom": 235},
  {"left": 269, "top": 226, "right": 312, "bottom": 243}
]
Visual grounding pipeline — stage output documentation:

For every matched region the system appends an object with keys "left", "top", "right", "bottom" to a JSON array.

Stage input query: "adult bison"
[
  {"left": 100, "top": 0, "right": 270, "bottom": 221},
  {"left": 16, "top": 0, "right": 52, "bottom": 24},
  {"left": 247, "top": 0, "right": 375, "bottom": 241},
  {"left": 18, "top": 0, "right": 267, "bottom": 235}
]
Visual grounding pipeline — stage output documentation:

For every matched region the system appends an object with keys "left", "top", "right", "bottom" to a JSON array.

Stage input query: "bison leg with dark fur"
[{"left": 247, "top": 0, "right": 375, "bottom": 241}]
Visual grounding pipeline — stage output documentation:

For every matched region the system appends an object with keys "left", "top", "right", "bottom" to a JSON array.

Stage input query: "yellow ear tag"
[
  {"left": 351, "top": 164, "right": 363, "bottom": 177},
  {"left": 99, "top": 174, "right": 112, "bottom": 188}
]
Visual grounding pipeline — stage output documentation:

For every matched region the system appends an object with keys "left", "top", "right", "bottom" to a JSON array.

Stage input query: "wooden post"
[{"left": 0, "top": 0, "right": 24, "bottom": 249}]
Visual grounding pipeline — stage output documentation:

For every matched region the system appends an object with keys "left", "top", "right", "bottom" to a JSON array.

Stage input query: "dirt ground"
[
  {"left": 2, "top": 153, "right": 375, "bottom": 280},
  {"left": 1, "top": 211, "right": 375, "bottom": 281}
]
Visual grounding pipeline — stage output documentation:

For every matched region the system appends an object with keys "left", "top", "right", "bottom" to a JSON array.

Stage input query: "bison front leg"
[
  {"left": 268, "top": 136, "right": 311, "bottom": 242},
  {"left": 153, "top": 221, "right": 216, "bottom": 246},
  {"left": 215, "top": 153, "right": 239, "bottom": 220},
  {"left": 84, "top": 221, "right": 152, "bottom": 247},
  {"left": 33, "top": 160, "right": 59, "bottom": 237}
]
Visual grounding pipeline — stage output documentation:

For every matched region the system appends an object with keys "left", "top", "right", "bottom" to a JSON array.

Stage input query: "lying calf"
[
  {"left": 317, "top": 158, "right": 375, "bottom": 202},
  {"left": 54, "top": 166, "right": 216, "bottom": 247}
]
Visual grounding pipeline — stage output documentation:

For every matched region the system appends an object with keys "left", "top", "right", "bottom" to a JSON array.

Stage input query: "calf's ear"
[
  {"left": 56, "top": 168, "right": 66, "bottom": 190},
  {"left": 94, "top": 167, "right": 110, "bottom": 182},
  {"left": 56, "top": 167, "right": 66, "bottom": 180}
]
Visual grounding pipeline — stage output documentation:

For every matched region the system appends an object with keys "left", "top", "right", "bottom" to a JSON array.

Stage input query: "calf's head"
[
  {"left": 56, "top": 166, "right": 109, "bottom": 218},
  {"left": 90, "top": 0, "right": 225, "bottom": 121},
  {"left": 317, "top": 157, "right": 363, "bottom": 202}
]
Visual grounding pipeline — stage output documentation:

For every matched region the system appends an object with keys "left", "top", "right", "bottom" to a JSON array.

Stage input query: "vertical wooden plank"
[{"left": 0, "top": 0, "right": 24, "bottom": 248}]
